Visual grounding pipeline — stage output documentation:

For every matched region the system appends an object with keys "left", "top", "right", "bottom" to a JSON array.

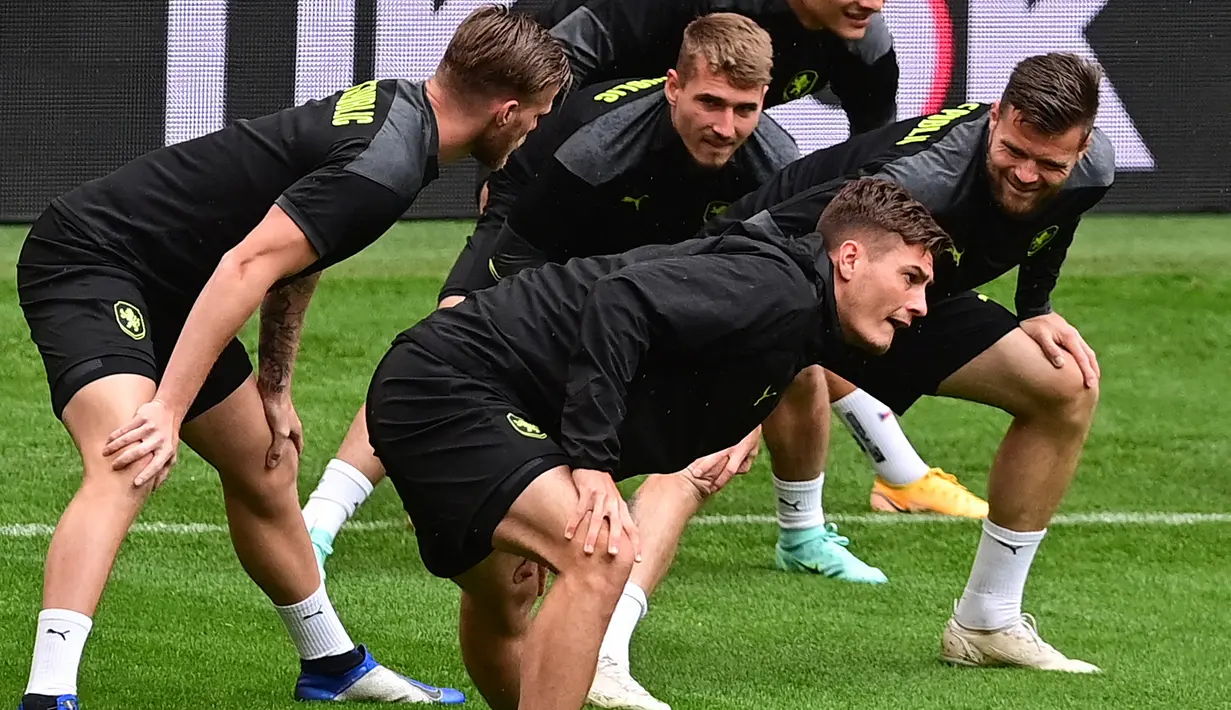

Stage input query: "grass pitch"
[{"left": 1, "top": 215, "right": 1230, "bottom": 709}]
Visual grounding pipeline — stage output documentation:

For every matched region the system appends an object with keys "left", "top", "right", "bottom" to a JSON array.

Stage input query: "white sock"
[
  {"left": 598, "top": 582, "right": 647, "bottom": 669},
  {"left": 955, "top": 520, "right": 1047, "bottom": 631},
  {"left": 773, "top": 475, "right": 825, "bottom": 529},
  {"left": 26, "top": 609, "right": 93, "bottom": 696},
  {"left": 832, "top": 389, "right": 929, "bottom": 486},
  {"left": 275, "top": 584, "right": 356, "bottom": 660},
  {"left": 302, "top": 458, "right": 375, "bottom": 539}
]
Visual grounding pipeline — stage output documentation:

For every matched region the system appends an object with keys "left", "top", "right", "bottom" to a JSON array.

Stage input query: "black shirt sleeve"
[
  {"left": 275, "top": 153, "right": 414, "bottom": 266},
  {"left": 703, "top": 106, "right": 992, "bottom": 239},
  {"left": 276, "top": 80, "right": 435, "bottom": 268},
  {"left": 1015, "top": 219, "right": 1076, "bottom": 320},
  {"left": 560, "top": 249, "right": 810, "bottom": 471},
  {"left": 437, "top": 218, "right": 504, "bottom": 300}
]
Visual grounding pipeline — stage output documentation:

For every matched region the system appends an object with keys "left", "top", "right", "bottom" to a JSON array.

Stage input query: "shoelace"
[
  {"left": 819, "top": 522, "right": 851, "bottom": 547},
  {"left": 597, "top": 658, "right": 654, "bottom": 696},
  {"left": 1014, "top": 613, "right": 1058, "bottom": 654}
]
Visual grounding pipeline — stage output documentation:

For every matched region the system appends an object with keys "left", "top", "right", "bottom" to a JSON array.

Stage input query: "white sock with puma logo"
[{"left": 26, "top": 608, "right": 92, "bottom": 695}]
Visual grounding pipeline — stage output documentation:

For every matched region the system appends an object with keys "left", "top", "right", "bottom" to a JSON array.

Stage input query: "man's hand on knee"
[
  {"left": 564, "top": 468, "right": 641, "bottom": 561},
  {"left": 1019, "top": 313, "right": 1100, "bottom": 388}
]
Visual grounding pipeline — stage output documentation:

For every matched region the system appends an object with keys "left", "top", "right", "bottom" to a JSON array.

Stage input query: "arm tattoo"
[{"left": 258, "top": 273, "right": 321, "bottom": 396}]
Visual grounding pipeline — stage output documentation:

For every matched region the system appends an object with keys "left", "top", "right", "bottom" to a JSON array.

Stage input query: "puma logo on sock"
[{"left": 992, "top": 538, "right": 1025, "bottom": 555}]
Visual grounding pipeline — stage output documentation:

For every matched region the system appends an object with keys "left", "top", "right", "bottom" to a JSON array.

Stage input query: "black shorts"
[
  {"left": 827, "top": 290, "right": 1019, "bottom": 415},
  {"left": 17, "top": 208, "right": 252, "bottom": 420},
  {"left": 366, "top": 338, "right": 569, "bottom": 579}
]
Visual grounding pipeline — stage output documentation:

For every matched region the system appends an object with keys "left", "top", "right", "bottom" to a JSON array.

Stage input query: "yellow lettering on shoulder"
[
  {"left": 894, "top": 102, "right": 981, "bottom": 146},
  {"left": 332, "top": 80, "right": 378, "bottom": 126},
  {"left": 592, "top": 76, "right": 667, "bottom": 103}
]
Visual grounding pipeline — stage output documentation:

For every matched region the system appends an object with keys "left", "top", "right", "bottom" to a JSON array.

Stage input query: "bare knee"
[
  {"left": 558, "top": 535, "right": 635, "bottom": 603},
  {"left": 790, "top": 365, "right": 828, "bottom": 401},
  {"left": 1020, "top": 365, "right": 1100, "bottom": 428},
  {"left": 79, "top": 455, "right": 156, "bottom": 508},
  {"left": 219, "top": 448, "right": 300, "bottom": 514}
]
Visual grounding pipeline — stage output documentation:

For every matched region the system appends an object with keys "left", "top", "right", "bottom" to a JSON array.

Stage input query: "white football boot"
[
  {"left": 941, "top": 612, "right": 1101, "bottom": 673},
  {"left": 587, "top": 656, "right": 671, "bottom": 710}
]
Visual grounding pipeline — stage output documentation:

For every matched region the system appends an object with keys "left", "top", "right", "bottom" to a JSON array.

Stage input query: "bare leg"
[
  {"left": 185, "top": 376, "right": 458, "bottom": 699},
  {"left": 454, "top": 555, "right": 542, "bottom": 710},
  {"left": 622, "top": 475, "right": 704, "bottom": 595},
  {"left": 938, "top": 329, "right": 1100, "bottom": 671},
  {"left": 762, "top": 366, "right": 886, "bottom": 583},
  {"left": 825, "top": 369, "right": 857, "bottom": 400},
  {"left": 762, "top": 365, "right": 830, "bottom": 484},
  {"left": 23, "top": 375, "right": 159, "bottom": 699},
  {"left": 44, "top": 375, "right": 159, "bottom": 616},
  {"left": 182, "top": 377, "right": 318, "bottom": 604},
  {"left": 937, "top": 329, "right": 1098, "bottom": 532},
  {"left": 334, "top": 407, "right": 387, "bottom": 487},
  {"left": 455, "top": 466, "right": 634, "bottom": 710}
]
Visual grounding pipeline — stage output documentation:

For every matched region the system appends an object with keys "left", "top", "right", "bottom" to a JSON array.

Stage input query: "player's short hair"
[
  {"left": 676, "top": 13, "right": 774, "bottom": 90},
  {"left": 1001, "top": 53, "right": 1103, "bottom": 137},
  {"left": 818, "top": 178, "right": 953, "bottom": 258},
  {"left": 437, "top": 4, "right": 571, "bottom": 102}
]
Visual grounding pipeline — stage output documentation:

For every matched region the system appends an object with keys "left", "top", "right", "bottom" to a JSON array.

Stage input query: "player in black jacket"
[
  {"left": 13, "top": 8, "right": 569, "bottom": 709},
  {"left": 365, "top": 178, "right": 950, "bottom": 710},
  {"left": 702, "top": 53, "right": 1112, "bottom": 672}
]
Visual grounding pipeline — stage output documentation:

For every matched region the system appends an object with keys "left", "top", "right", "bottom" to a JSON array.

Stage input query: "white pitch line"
[
  {"left": 1, "top": 512, "right": 1229, "bottom": 539},
  {"left": 690, "top": 512, "right": 1231, "bottom": 526}
]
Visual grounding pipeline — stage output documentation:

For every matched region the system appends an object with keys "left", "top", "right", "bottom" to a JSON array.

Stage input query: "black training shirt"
[
  {"left": 440, "top": 78, "right": 798, "bottom": 298},
  {"left": 50, "top": 79, "right": 439, "bottom": 297},
  {"left": 705, "top": 102, "right": 1116, "bottom": 318}
]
